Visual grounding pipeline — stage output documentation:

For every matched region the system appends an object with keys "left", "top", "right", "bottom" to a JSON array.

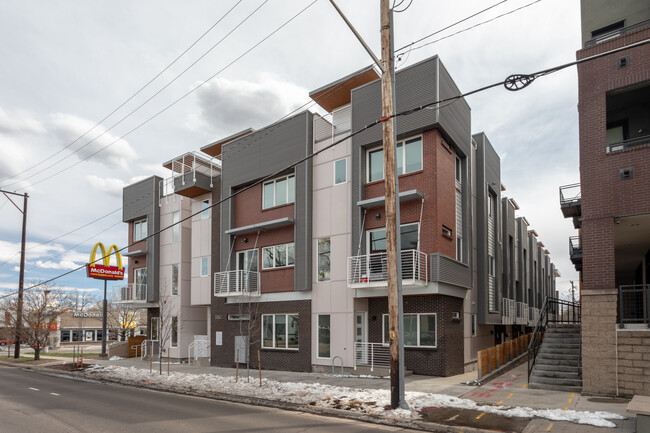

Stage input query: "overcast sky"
[{"left": 0, "top": 0, "right": 581, "bottom": 300}]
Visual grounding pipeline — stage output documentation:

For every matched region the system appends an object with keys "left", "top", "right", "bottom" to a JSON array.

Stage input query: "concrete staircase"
[{"left": 529, "top": 324, "right": 582, "bottom": 392}]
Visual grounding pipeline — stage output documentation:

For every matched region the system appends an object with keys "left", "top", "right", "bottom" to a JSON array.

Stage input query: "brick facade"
[
  {"left": 616, "top": 329, "right": 650, "bottom": 396},
  {"left": 367, "top": 294, "right": 464, "bottom": 376}
]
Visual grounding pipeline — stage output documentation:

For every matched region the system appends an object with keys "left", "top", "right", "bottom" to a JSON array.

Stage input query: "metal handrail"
[
  {"left": 527, "top": 297, "right": 581, "bottom": 381},
  {"left": 606, "top": 134, "right": 650, "bottom": 153},
  {"left": 347, "top": 249, "right": 428, "bottom": 286},
  {"left": 585, "top": 19, "right": 650, "bottom": 47},
  {"left": 619, "top": 284, "right": 650, "bottom": 324},
  {"left": 559, "top": 183, "right": 581, "bottom": 205},
  {"left": 569, "top": 236, "right": 582, "bottom": 257}
]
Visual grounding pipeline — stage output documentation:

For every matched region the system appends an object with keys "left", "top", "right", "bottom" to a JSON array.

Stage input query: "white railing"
[
  {"left": 502, "top": 298, "right": 515, "bottom": 324},
  {"left": 171, "top": 151, "right": 221, "bottom": 183},
  {"left": 347, "top": 249, "right": 428, "bottom": 287},
  {"left": 113, "top": 283, "right": 147, "bottom": 302},
  {"left": 516, "top": 302, "right": 529, "bottom": 324},
  {"left": 214, "top": 270, "right": 260, "bottom": 296},
  {"left": 160, "top": 177, "right": 175, "bottom": 198},
  {"left": 140, "top": 339, "right": 159, "bottom": 360},
  {"left": 188, "top": 336, "right": 210, "bottom": 364},
  {"left": 354, "top": 342, "right": 390, "bottom": 372}
]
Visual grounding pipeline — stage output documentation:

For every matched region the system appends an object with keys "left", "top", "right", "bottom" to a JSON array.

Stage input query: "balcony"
[
  {"left": 607, "top": 134, "right": 650, "bottom": 154},
  {"left": 113, "top": 283, "right": 147, "bottom": 303},
  {"left": 516, "top": 302, "right": 529, "bottom": 325},
  {"left": 502, "top": 298, "right": 515, "bottom": 325},
  {"left": 619, "top": 284, "right": 649, "bottom": 325},
  {"left": 585, "top": 19, "right": 650, "bottom": 47},
  {"left": 347, "top": 249, "right": 428, "bottom": 289},
  {"left": 559, "top": 183, "right": 581, "bottom": 223},
  {"left": 161, "top": 151, "right": 221, "bottom": 199},
  {"left": 214, "top": 270, "right": 260, "bottom": 297},
  {"left": 569, "top": 236, "right": 582, "bottom": 271}
]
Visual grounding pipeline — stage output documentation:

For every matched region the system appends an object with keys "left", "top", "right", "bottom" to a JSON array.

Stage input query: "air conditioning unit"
[{"left": 451, "top": 311, "right": 461, "bottom": 320}]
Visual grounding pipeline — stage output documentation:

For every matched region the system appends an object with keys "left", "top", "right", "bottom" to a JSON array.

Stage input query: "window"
[
  {"left": 201, "top": 257, "right": 209, "bottom": 277},
  {"left": 455, "top": 156, "right": 462, "bottom": 185},
  {"left": 262, "top": 243, "right": 295, "bottom": 269},
  {"left": 150, "top": 317, "right": 159, "bottom": 340},
  {"left": 382, "top": 313, "right": 436, "bottom": 347},
  {"left": 489, "top": 256, "right": 496, "bottom": 277},
  {"left": 368, "top": 223, "right": 419, "bottom": 253},
  {"left": 134, "top": 219, "right": 147, "bottom": 241},
  {"left": 262, "top": 314, "right": 299, "bottom": 349},
  {"left": 171, "top": 264, "right": 179, "bottom": 295},
  {"left": 201, "top": 200, "right": 210, "bottom": 219},
  {"left": 367, "top": 137, "right": 422, "bottom": 182},
  {"left": 318, "top": 315, "right": 330, "bottom": 358},
  {"left": 471, "top": 314, "right": 477, "bottom": 336},
  {"left": 334, "top": 158, "right": 347, "bottom": 184},
  {"left": 591, "top": 20, "right": 624, "bottom": 40},
  {"left": 263, "top": 174, "right": 295, "bottom": 209},
  {"left": 456, "top": 237, "right": 463, "bottom": 262},
  {"left": 487, "top": 192, "right": 495, "bottom": 217},
  {"left": 172, "top": 211, "right": 180, "bottom": 243},
  {"left": 318, "top": 238, "right": 330, "bottom": 281},
  {"left": 171, "top": 316, "right": 178, "bottom": 347}
]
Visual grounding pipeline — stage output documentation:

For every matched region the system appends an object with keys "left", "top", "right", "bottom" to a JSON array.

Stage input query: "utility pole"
[
  {"left": 570, "top": 281, "right": 575, "bottom": 304},
  {"left": 101, "top": 280, "right": 108, "bottom": 358},
  {"left": 1, "top": 189, "right": 28, "bottom": 359}
]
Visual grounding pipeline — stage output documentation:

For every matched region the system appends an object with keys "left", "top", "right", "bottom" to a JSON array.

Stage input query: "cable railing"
[
  {"left": 354, "top": 342, "right": 390, "bottom": 372},
  {"left": 516, "top": 302, "right": 529, "bottom": 325},
  {"left": 113, "top": 283, "right": 147, "bottom": 302},
  {"left": 606, "top": 134, "right": 650, "bottom": 153},
  {"left": 347, "top": 249, "right": 428, "bottom": 287},
  {"left": 214, "top": 270, "right": 260, "bottom": 296},
  {"left": 528, "top": 297, "right": 581, "bottom": 381},
  {"left": 502, "top": 298, "right": 515, "bottom": 325},
  {"left": 559, "top": 183, "right": 581, "bottom": 205}
]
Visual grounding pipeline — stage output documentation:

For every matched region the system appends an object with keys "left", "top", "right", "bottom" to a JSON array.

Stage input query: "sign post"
[{"left": 86, "top": 242, "right": 124, "bottom": 358}]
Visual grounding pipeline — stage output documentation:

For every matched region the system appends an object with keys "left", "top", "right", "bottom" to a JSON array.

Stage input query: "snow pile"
[
  {"left": 84, "top": 365, "right": 625, "bottom": 427},
  {"left": 108, "top": 356, "right": 125, "bottom": 361}
]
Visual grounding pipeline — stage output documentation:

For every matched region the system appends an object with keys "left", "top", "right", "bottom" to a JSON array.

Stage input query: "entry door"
[
  {"left": 134, "top": 268, "right": 147, "bottom": 299},
  {"left": 236, "top": 249, "right": 258, "bottom": 292},
  {"left": 355, "top": 312, "right": 368, "bottom": 364}
]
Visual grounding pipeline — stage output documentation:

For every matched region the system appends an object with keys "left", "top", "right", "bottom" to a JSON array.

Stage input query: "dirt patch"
[
  {"left": 421, "top": 407, "right": 531, "bottom": 433},
  {"left": 586, "top": 397, "right": 629, "bottom": 404},
  {"left": 47, "top": 362, "right": 93, "bottom": 371}
]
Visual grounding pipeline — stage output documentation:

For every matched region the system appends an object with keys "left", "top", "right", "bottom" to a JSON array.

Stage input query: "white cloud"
[
  {"left": 187, "top": 74, "right": 307, "bottom": 135},
  {"left": 86, "top": 174, "right": 127, "bottom": 197},
  {"left": 34, "top": 260, "right": 82, "bottom": 270},
  {"left": 49, "top": 113, "right": 138, "bottom": 170},
  {"left": 0, "top": 107, "right": 46, "bottom": 135}
]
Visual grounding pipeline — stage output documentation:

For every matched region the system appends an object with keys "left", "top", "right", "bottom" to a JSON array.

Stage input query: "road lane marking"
[
  {"left": 50, "top": 393, "right": 60, "bottom": 396},
  {"left": 476, "top": 412, "right": 486, "bottom": 420},
  {"left": 28, "top": 387, "right": 39, "bottom": 391},
  {"left": 546, "top": 422, "right": 554, "bottom": 431},
  {"left": 506, "top": 393, "right": 514, "bottom": 399}
]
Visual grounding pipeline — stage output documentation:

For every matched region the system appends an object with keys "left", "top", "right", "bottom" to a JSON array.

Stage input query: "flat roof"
[{"left": 202, "top": 128, "right": 254, "bottom": 157}]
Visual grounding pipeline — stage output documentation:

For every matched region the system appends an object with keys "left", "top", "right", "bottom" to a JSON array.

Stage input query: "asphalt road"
[{"left": 0, "top": 365, "right": 417, "bottom": 433}]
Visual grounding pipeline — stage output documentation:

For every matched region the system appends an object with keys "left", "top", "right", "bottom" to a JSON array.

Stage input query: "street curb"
[{"left": 24, "top": 364, "right": 497, "bottom": 433}]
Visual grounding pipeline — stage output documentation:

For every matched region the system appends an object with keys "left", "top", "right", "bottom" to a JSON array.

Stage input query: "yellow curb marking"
[
  {"left": 496, "top": 400, "right": 504, "bottom": 406},
  {"left": 476, "top": 412, "right": 486, "bottom": 420},
  {"left": 563, "top": 407, "right": 568, "bottom": 411},
  {"left": 546, "top": 422, "right": 554, "bottom": 431},
  {"left": 506, "top": 393, "right": 514, "bottom": 399},
  {"left": 522, "top": 383, "right": 528, "bottom": 388}
]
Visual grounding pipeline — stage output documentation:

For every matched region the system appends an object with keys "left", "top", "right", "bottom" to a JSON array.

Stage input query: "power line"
[
  {"left": 0, "top": 0, "right": 269, "bottom": 190},
  {"left": 0, "top": 1, "right": 244, "bottom": 186},
  {"left": 4, "top": 38, "right": 648, "bottom": 300},
  {"left": 393, "top": 0, "right": 414, "bottom": 13},
  {"left": 1, "top": 0, "right": 318, "bottom": 191}
]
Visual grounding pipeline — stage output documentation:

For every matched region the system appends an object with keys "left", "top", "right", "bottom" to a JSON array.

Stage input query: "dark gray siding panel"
[
  {"left": 430, "top": 254, "right": 471, "bottom": 288},
  {"left": 220, "top": 111, "right": 313, "bottom": 292},
  {"left": 438, "top": 60, "right": 471, "bottom": 157}
]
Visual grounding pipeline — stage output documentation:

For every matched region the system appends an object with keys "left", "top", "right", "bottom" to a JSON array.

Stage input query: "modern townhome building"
[
  {"left": 560, "top": 0, "right": 650, "bottom": 396},
  {"left": 119, "top": 152, "right": 221, "bottom": 361},
  {"left": 118, "top": 54, "right": 557, "bottom": 374}
]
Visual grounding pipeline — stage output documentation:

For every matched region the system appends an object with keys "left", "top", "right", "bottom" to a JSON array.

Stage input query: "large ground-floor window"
[
  {"left": 262, "top": 314, "right": 299, "bottom": 349},
  {"left": 382, "top": 313, "right": 436, "bottom": 347}
]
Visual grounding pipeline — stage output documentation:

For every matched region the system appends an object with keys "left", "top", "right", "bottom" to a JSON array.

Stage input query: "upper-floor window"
[
  {"left": 172, "top": 211, "right": 180, "bottom": 243},
  {"left": 262, "top": 243, "right": 295, "bottom": 269},
  {"left": 334, "top": 158, "right": 347, "bottom": 184},
  {"left": 263, "top": 174, "right": 295, "bottom": 209},
  {"left": 134, "top": 219, "right": 147, "bottom": 241},
  {"left": 201, "top": 200, "right": 210, "bottom": 219},
  {"left": 318, "top": 238, "right": 330, "bottom": 282},
  {"left": 367, "top": 136, "right": 422, "bottom": 182},
  {"left": 171, "top": 264, "right": 179, "bottom": 295},
  {"left": 201, "top": 257, "right": 209, "bottom": 277},
  {"left": 455, "top": 156, "right": 462, "bottom": 187}
]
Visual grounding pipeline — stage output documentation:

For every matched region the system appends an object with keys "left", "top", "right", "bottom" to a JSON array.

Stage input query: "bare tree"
[
  {"left": 107, "top": 294, "right": 140, "bottom": 342},
  {"left": 156, "top": 294, "right": 178, "bottom": 375},
  {"left": 67, "top": 290, "right": 98, "bottom": 342},
  {"left": 6, "top": 285, "right": 66, "bottom": 360}
]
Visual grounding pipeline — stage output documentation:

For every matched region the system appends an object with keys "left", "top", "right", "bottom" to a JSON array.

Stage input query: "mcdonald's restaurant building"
[{"left": 57, "top": 311, "right": 145, "bottom": 344}]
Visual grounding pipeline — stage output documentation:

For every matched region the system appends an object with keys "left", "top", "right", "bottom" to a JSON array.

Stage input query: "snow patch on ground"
[
  {"left": 84, "top": 365, "right": 625, "bottom": 428},
  {"left": 108, "top": 356, "right": 125, "bottom": 361}
]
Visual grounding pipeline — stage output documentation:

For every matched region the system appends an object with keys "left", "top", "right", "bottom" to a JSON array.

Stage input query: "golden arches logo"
[{"left": 87, "top": 242, "right": 125, "bottom": 280}]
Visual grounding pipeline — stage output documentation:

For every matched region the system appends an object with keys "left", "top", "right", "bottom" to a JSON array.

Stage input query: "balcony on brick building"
[
  {"left": 559, "top": 183, "right": 581, "bottom": 228},
  {"left": 605, "top": 81, "right": 650, "bottom": 154},
  {"left": 347, "top": 249, "right": 428, "bottom": 289},
  {"left": 569, "top": 236, "right": 582, "bottom": 272},
  {"left": 214, "top": 270, "right": 260, "bottom": 297}
]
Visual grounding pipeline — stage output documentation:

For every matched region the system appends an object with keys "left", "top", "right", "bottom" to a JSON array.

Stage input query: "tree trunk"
[{"left": 34, "top": 346, "right": 40, "bottom": 361}]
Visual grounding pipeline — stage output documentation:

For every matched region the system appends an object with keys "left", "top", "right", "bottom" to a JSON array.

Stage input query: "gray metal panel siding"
[
  {"left": 516, "top": 217, "right": 528, "bottom": 304},
  {"left": 219, "top": 111, "right": 313, "bottom": 292},
  {"left": 501, "top": 199, "right": 516, "bottom": 301},
  {"left": 173, "top": 171, "right": 214, "bottom": 194},
  {"left": 430, "top": 253, "right": 471, "bottom": 288},
  {"left": 437, "top": 59, "right": 471, "bottom": 157},
  {"left": 122, "top": 176, "right": 161, "bottom": 303}
]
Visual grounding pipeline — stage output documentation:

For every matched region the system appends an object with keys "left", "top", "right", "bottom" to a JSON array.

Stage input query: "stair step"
[
  {"left": 535, "top": 358, "right": 581, "bottom": 367},
  {"left": 532, "top": 369, "right": 580, "bottom": 379},
  {"left": 528, "top": 382, "right": 582, "bottom": 393},
  {"left": 540, "top": 343, "right": 581, "bottom": 350},
  {"left": 538, "top": 353, "right": 580, "bottom": 361},
  {"left": 534, "top": 364, "right": 580, "bottom": 374},
  {"left": 529, "top": 376, "right": 582, "bottom": 387},
  {"left": 540, "top": 348, "right": 581, "bottom": 356}
]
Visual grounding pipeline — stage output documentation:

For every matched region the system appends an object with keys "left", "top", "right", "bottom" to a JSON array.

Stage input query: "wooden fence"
[{"left": 477, "top": 333, "right": 533, "bottom": 380}]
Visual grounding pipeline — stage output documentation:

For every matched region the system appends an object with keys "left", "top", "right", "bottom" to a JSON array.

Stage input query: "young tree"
[
  {"left": 67, "top": 290, "right": 97, "bottom": 342},
  {"left": 156, "top": 294, "right": 177, "bottom": 375},
  {"left": 107, "top": 294, "right": 140, "bottom": 342}
]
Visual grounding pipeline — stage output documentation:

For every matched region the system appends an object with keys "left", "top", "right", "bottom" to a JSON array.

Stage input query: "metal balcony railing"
[
  {"left": 619, "top": 284, "right": 650, "bottom": 325},
  {"left": 606, "top": 134, "right": 650, "bottom": 153},
  {"left": 347, "top": 249, "right": 428, "bottom": 288},
  {"left": 569, "top": 236, "right": 582, "bottom": 258},
  {"left": 516, "top": 302, "right": 529, "bottom": 325},
  {"left": 559, "top": 183, "right": 581, "bottom": 206},
  {"left": 354, "top": 342, "right": 390, "bottom": 372},
  {"left": 114, "top": 283, "right": 147, "bottom": 302},
  {"left": 585, "top": 19, "right": 650, "bottom": 47},
  {"left": 502, "top": 298, "right": 515, "bottom": 325},
  {"left": 214, "top": 270, "right": 260, "bottom": 297}
]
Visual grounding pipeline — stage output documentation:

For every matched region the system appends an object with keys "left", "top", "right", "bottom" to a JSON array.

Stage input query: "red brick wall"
[
  {"left": 363, "top": 129, "right": 457, "bottom": 258},
  {"left": 577, "top": 26, "right": 650, "bottom": 290},
  {"left": 233, "top": 183, "right": 294, "bottom": 228}
]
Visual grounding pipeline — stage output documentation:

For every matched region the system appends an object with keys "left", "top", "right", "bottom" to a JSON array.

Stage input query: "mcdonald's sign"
[{"left": 86, "top": 242, "right": 125, "bottom": 280}]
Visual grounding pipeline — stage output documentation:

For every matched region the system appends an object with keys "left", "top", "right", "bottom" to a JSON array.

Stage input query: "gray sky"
[{"left": 0, "top": 0, "right": 581, "bottom": 298}]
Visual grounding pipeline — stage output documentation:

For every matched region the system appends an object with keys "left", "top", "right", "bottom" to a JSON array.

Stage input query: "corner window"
[
  {"left": 201, "top": 200, "right": 210, "bottom": 219},
  {"left": 134, "top": 219, "right": 147, "bottom": 241},
  {"left": 263, "top": 174, "right": 295, "bottom": 209},
  {"left": 171, "top": 316, "right": 178, "bottom": 347},
  {"left": 262, "top": 314, "right": 299, "bottom": 349},
  {"left": 334, "top": 158, "right": 347, "bottom": 184},
  {"left": 489, "top": 256, "right": 496, "bottom": 277},
  {"left": 318, "top": 315, "right": 330, "bottom": 358},
  {"left": 367, "top": 136, "right": 422, "bottom": 182},
  {"left": 317, "top": 238, "right": 330, "bottom": 282},
  {"left": 172, "top": 211, "right": 180, "bottom": 243},
  {"left": 201, "top": 257, "right": 209, "bottom": 277},
  {"left": 262, "top": 243, "right": 295, "bottom": 269},
  {"left": 382, "top": 313, "right": 436, "bottom": 347},
  {"left": 171, "top": 264, "right": 179, "bottom": 295}
]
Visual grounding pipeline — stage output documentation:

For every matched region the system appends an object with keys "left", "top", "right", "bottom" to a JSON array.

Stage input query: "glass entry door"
[
  {"left": 236, "top": 249, "right": 258, "bottom": 292},
  {"left": 355, "top": 312, "right": 368, "bottom": 364}
]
